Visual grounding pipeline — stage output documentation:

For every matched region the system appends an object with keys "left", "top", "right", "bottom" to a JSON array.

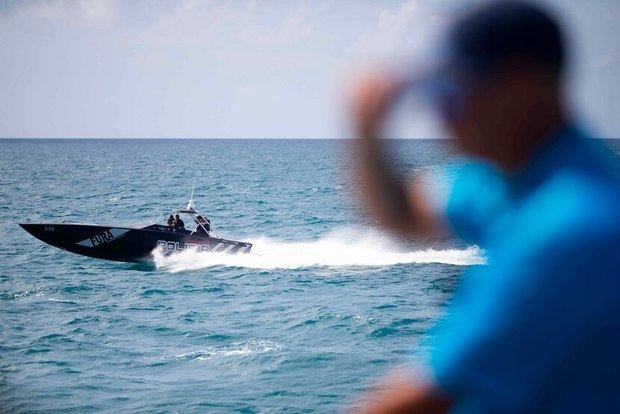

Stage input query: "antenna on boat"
[{"left": 186, "top": 180, "right": 196, "bottom": 211}]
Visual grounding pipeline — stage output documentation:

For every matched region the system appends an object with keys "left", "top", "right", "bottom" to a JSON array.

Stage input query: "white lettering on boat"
[
  {"left": 157, "top": 240, "right": 213, "bottom": 253},
  {"left": 90, "top": 230, "right": 114, "bottom": 246},
  {"left": 76, "top": 228, "right": 130, "bottom": 247}
]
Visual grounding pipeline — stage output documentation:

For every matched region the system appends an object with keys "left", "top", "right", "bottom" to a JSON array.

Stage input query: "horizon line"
[
  {"left": 0, "top": 136, "right": 451, "bottom": 140},
  {"left": 1, "top": 136, "right": 618, "bottom": 140}
]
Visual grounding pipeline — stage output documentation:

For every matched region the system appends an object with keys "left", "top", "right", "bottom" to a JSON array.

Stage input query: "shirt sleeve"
[{"left": 421, "top": 161, "right": 508, "bottom": 245}]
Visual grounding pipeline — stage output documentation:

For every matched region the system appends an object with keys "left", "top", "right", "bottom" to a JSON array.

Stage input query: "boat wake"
[{"left": 153, "top": 226, "right": 485, "bottom": 272}]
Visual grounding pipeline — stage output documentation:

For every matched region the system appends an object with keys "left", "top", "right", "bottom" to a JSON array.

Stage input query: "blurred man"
[{"left": 348, "top": 1, "right": 620, "bottom": 413}]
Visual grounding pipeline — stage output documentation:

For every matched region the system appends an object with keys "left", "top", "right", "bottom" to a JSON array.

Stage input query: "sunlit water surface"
[{"left": 1, "top": 138, "right": 530, "bottom": 412}]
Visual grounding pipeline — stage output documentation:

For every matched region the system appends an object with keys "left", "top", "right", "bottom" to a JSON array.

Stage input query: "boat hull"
[{"left": 19, "top": 223, "right": 252, "bottom": 263}]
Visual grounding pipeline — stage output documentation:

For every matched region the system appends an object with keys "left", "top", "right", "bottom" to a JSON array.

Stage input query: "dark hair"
[{"left": 448, "top": 1, "right": 565, "bottom": 76}]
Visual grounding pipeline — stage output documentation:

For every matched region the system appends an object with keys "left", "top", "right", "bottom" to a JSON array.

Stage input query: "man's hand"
[
  {"left": 347, "top": 367, "right": 451, "bottom": 414},
  {"left": 348, "top": 71, "right": 406, "bottom": 139}
]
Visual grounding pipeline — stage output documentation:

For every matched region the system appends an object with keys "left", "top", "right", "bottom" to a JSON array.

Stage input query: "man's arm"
[
  {"left": 345, "top": 72, "right": 454, "bottom": 413},
  {"left": 348, "top": 71, "right": 444, "bottom": 238}
]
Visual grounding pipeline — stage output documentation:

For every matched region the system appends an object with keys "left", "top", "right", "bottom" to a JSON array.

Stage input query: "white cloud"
[
  {"left": 346, "top": 0, "right": 451, "bottom": 62},
  {"left": 131, "top": 1, "right": 314, "bottom": 52},
  {"left": 9, "top": 0, "right": 117, "bottom": 28}
]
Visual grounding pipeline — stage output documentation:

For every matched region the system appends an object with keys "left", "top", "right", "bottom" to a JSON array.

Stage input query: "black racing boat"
[{"left": 19, "top": 200, "right": 252, "bottom": 263}]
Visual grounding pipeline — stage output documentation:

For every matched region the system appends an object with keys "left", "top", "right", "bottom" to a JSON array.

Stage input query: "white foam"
[
  {"left": 153, "top": 226, "right": 486, "bottom": 272},
  {"left": 175, "top": 340, "right": 280, "bottom": 361}
]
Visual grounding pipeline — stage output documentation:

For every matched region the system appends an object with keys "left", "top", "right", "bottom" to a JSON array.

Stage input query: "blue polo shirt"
[{"left": 427, "top": 126, "right": 620, "bottom": 413}]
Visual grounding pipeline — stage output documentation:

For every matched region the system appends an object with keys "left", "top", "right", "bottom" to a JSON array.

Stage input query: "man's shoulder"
[
  {"left": 508, "top": 166, "right": 620, "bottom": 257},
  {"left": 519, "top": 175, "right": 620, "bottom": 262},
  {"left": 546, "top": 167, "right": 618, "bottom": 217}
]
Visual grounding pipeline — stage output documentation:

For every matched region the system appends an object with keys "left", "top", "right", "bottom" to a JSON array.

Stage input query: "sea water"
[{"left": 0, "top": 138, "right": 541, "bottom": 412}]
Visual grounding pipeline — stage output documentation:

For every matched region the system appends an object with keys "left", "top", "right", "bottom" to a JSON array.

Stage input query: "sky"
[{"left": 0, "top": 0, "right": 619, "bottom": 138}]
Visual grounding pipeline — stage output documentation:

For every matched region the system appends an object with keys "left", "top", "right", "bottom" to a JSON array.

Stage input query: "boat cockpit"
[{"left": 150, "top": 199, "right": 213, "bottom": 237}]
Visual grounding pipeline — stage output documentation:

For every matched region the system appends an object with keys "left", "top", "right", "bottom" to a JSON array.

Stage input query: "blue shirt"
[{"left": 428, "top": 126, "right": 620, "bottom": 413}]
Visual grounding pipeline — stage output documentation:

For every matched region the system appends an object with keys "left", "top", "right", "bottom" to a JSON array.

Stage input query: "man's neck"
[{"left": 498, "top": 101, "right": 566, "bottom": 172}]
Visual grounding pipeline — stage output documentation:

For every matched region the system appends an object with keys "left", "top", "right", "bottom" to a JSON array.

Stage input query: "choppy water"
[{"left": 1, "top": 139, "right": 487, "bottom": 412}]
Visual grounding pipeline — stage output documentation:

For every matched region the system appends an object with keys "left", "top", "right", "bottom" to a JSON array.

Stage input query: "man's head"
[
  {"left": 430, "top": 1, "right": 567, "bottom": 165},
  {"left": 175, "top": 214, "right": 180, "bottom": 219}
]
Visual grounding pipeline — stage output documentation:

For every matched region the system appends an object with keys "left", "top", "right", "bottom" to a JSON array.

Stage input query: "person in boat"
[
  {"left": 173, "top": 214, "right": 185, "bottom": 231},
  {"left": 166, "top": 214, "right": 175, "bottom": 228},
  {"left": 195, "top": 215, "right": 211, "bottom": 234}
]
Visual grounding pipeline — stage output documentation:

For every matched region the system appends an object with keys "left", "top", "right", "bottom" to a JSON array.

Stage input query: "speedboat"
[{"left": 19, "top": 199, "right": 252, "bottom": 263}]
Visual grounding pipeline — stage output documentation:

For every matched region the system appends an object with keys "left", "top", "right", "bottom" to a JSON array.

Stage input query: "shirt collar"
[{"left": 507, "top": 123, "right": 582, "bottom": 196}]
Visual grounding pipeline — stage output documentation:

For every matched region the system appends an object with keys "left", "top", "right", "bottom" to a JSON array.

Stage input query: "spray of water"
[{"left": 153, "top": 226, "right": 486, "bottom": 272}]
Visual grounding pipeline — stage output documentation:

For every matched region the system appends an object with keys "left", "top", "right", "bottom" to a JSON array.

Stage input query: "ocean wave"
[
  {"left": 175, "top": 340, "right": 280, "bottom": 361},
  {"left": 153, "top": 226, "right": 486, "bottom": 272}
]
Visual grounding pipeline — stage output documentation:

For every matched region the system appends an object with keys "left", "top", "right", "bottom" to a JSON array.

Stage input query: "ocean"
[{"left": 0, "top": 138, "right": 530, "bottom": 412}]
